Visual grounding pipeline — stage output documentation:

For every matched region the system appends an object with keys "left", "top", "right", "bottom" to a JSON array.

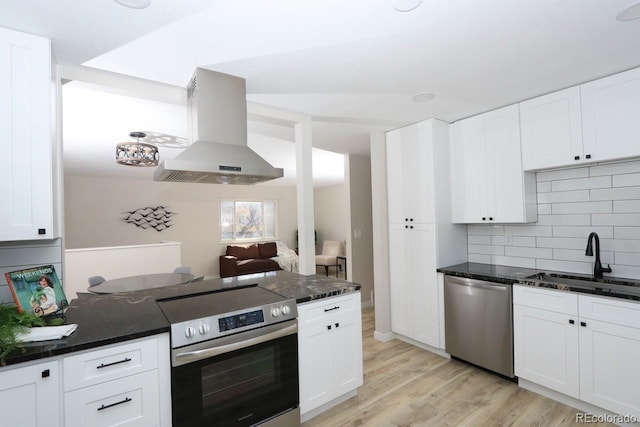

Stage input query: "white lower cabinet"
[
  {"left": 0, "top": 359, "right": 61, "bottom": 427},
  {"left": 298, "top": 293, "right": 363, "bottom": 416},
  {"left": 514, "top": 285, "right": 640, "bottom": 417},
  {"left": 63, "top": 334, "right": 171, "bottom": 427}
]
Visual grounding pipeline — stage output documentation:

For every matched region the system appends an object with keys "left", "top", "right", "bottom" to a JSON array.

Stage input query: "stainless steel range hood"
[{"left": 153, "top": 68, "right": 284, "bottom": 184}]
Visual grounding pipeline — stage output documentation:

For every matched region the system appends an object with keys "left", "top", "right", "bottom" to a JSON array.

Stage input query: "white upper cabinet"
[
  {"left": 386, "top": 121, "right": 436, "bottom": 224},
  {"left": 520, "top": 87, "right": 584, "bottom": 170},
  {"left": 0, "top": 28, "right": 58, "bottom": 241},
  {"left": 520, "top": 67, "right": 640, "bottom": 171},
  {"left": 581, "top": 66, "right": 640, "bottom": 163},
  {"left": 451, "top": 105, "right": 537, "bottom": 224}
]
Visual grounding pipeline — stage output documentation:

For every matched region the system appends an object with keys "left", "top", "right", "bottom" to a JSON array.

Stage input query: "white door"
[
  {"left": 579, "top": 318, "right": 640, "bottom": 417},
  {"left": 513, "top": 305, "right": 580, "bottom": 398},
  {"left": 410, "top": 223, "right": 439, "bottom": 347},
  {"left": 520, "top": 87, "right": 584, "bottom": 170},
  {"left": 389, "top": 223, "right": 411, "bottom": 337},
  {"left": 581, "top": 67, "right": 640, "bottom": 163}
]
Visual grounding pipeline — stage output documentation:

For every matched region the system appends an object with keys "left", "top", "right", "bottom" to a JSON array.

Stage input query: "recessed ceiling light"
[
  {"left": 114, "top": 0, "right": 151, "bottom": 9},
  {"left": 392, "top": 0, "right": 423, "bottom": 13},
  {"left": 412, "top": 93, "right": 435, "bottom": 102},
  {"left": 617, "top": 0, "right": 640, "bottom": 21}
]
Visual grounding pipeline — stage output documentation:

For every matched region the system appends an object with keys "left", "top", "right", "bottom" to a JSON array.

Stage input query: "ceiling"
[{"left": 2, "top": 0, "right": 640, "bottom": 185}]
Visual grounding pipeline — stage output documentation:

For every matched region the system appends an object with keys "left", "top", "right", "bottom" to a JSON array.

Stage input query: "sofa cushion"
[
  {"left": 237, "top": 258, "right": 280, "bottom": 274},
  {"left": 259, "top": 242, "right": 278, "bottom": 259},
  {"left": 227, "top": 244, "right": 260, "bottom": 260}
]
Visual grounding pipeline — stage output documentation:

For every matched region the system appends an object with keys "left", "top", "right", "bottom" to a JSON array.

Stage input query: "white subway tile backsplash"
[
  {"left": 492, "top": 256, "right": 536, "bottom": 269},
  {"left": 537, "top": 237, "right": 587, "bottom": 250},
  {"left": 536, "top": 259, "right": 592, "bottom": 275},
  {"left": 468, "top": 235, "right": 491, "bottom": 245},
  {"left": 468, "top": 253, "right": 491, "bottom": 263},
  {"left": 552, "top": 226, "right": 613, "bottom": 238},
  {"left": 512, "top": 236, "right": 536, "bottom": 247},
  {"left": 537, "top": 190, "right": 590, "bottom": 204},
  {"left": 468, "top": 244, "right": 504, "bottom": 256},
  {"left": 465, "top": 161, "right": 640, "bottom": 280},
  {"left": 615, "top": 252, "right": 640, "bottom": 267},
  {"left": 592, "top": 213, "right": 640, "bottom": 226},
  {"left": 613, "top": 200, "right": 640, "bottom": 213},
  {"left": 590, "top": 187, "right": 640, "bottom": 201},
  {"left": 551, "top": 176, "right": 611, "bottom": 192},
  {"left": 537, "top": 181, "right": 551, "bottom": 193},
  {"left": 505, "top": 246, "right": 552, "bottom": 259},
  {"left": 589, "top": 160, "right": 640, "bottom": 176},
  {"left": 613, "top": 173, "right": 640, "bottom": 188},
  {"left": 537, "top": 167, "right": 589, "bottom": 182},
  {"left": 552, "top": 201, "right": 612, "bottom": 214},
  {"left": 538, "top": 204, "right": 552, "bottom": 215},
  {"left": 536, "top": 214, "right": 591, "bottom": 226},
  {"left": 614, "top": 227, "right": 640, "bottom": 240}
]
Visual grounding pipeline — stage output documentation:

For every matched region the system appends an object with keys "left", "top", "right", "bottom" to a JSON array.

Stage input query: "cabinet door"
[
  {"left": 513, "top": 305, "right": 579, "bottom": 398},
  {"left": 0, "top": 360, "right": 61, "bottom": 427},
  {"left": 579, "top": 319, "right": 640, "bottom": 417},
  {"left": 450, "top": 115, "right": 487, "bottom": 223},
  {"left": 386, "top": 122, "right": 435, "bottom": 224},
  {"left": 581, "top": 67, "right": 640, "bottom": 163},
  {"left": 520, "top": 87, "right": 584, "bottom": 170},
  {"left": 331, "top": 295, "right": 363, "bottom": 397},
  {"left": 410, "top": 223, "right": 439, "bottom": 347},
  {"left": 0, "top": 28, "right": 54, "bottom": 241},
  {"left": 298, "top": 312, "right": 333, "bottom": 412},
  {"left": 388, "top": 223, "right": 412, "bottom": 337}
]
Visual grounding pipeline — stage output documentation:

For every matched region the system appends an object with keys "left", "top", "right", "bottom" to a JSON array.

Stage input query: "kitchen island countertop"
[{"left": 1, "top": 270, "right": 360, "bottom": 367}]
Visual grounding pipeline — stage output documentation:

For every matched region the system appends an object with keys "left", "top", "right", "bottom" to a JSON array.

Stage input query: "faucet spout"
[{"left": 585, "top": 232, "right": 612, "bottom": 281}]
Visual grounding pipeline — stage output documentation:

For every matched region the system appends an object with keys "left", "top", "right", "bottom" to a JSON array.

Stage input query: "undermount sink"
[{"left": 524, "top": 272, "right": 640, "bottom": 298}]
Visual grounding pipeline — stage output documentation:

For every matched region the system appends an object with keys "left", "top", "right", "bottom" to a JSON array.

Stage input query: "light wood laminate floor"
[{"left": 303, "top": 307, "right": 614, "bottom": 427}]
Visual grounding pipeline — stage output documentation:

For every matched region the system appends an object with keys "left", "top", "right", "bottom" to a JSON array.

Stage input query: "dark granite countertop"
[
  {"left": 1, "top": 270, "right": 360, "bottom": 367},
  {"left": 438, "top": 262, "right": 640, "bottom": 302}
]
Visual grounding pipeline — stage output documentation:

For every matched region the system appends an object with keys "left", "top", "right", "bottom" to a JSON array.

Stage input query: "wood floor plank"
[{"left": 302, "top": 307, "right": 615, "bottom": 427}]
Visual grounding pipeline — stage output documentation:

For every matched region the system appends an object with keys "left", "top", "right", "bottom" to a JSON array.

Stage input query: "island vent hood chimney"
[{"left": 153, "top": 68, "right": 284, "bottom": 184}]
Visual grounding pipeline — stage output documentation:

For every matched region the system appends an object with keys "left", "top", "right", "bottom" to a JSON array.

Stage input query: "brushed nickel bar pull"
[
  {"left": 97, "top": 357, "right": 132, "bottom": 369},
  {"left": 97, "top": 397, "right": 132, "bottom": 411}
]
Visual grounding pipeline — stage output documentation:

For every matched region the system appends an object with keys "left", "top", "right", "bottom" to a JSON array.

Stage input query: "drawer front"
[
  {"left": 64, "top": 337, "right": 158, "bottom": 392},
  {"left": 298, "top": 293, "right": 359, "bottom": 325},
  {"left": 64, "top": 370, "right": 159, "bottom": 427},
  {"left": 579, "top": 294, "right": 640, "bottom": 328},
  {"left": 513, "top": 285, "right": 578, "bottom": 315}
]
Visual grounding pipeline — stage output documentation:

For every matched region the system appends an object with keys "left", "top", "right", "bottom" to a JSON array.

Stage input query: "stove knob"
[
  {"left": 185, "top": 326, "right": 197, "bottom": 338},
  {"left": 199, "top": 323, "right": 210, "bottom": 335},
  {"left": 271, "top": 307, "right": 281, "bottom": 317},
  {"left": 281, "top": 305, "right": 291, "bottom": 315}
]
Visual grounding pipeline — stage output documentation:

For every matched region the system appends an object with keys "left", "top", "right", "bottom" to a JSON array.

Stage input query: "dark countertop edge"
[
  {"left": 438, "top": 262, "right": 640, "bottom": 302},
  {"left": 1, "top": 271, "right": 360, "bottom": 367},
  {"left": 1, "top": 326, "right": 169, "bottom": 367}
]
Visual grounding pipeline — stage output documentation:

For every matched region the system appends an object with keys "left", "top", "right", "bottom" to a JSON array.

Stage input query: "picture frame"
[{"left": 4, "top": 265, "right": 68, "bottom": 317}]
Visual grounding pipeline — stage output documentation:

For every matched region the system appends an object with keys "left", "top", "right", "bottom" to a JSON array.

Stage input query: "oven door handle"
[{"left": 173, "top": 321, "right": 297, "bottom": 365}]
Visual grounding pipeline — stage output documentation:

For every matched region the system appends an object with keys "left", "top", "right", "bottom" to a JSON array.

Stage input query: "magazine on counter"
[{"left": 4, "top": 265, "right": 68, "bottom": 317}]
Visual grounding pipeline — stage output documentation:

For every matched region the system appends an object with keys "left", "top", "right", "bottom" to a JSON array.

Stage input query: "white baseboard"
[{"left": 373, "top": 330, "right": 395, "bottom": 342}]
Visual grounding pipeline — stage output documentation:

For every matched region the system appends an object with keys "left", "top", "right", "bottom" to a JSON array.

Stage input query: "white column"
[{"left": 295, "top": 118, "right": 316, "bottom": 275}]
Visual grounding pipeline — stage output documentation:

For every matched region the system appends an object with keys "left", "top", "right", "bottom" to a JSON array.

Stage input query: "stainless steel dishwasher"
[{"left": 444, "top": 275, "right": 514, "bottom": 378}]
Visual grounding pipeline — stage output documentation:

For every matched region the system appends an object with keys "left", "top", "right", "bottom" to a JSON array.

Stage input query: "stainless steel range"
[{"left": 157, "top": 284, "right": 300, "bottom": 427}]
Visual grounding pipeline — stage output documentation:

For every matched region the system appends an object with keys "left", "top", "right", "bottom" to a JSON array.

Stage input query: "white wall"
[
  {"left": 64, "top": 176, "right": 298, "bottom": 278},
  {"left": 468, "top": 160, "right": 640, "bottom": 280},
  {"left": 314, "top": 184, "right": 348, "bottom": 250},
  {"left": 345, "top": 154, "right": 374, "bottom": 306}
]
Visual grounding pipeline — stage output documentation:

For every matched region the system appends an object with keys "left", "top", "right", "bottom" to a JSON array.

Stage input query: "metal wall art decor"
[{"left": 122, "top": 206, "right": 176, "bottom": 231}]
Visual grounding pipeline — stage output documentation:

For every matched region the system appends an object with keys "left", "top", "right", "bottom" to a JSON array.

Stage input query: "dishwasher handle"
[{"left": 445, "top": 276, "right": 509, "bottom": 292}]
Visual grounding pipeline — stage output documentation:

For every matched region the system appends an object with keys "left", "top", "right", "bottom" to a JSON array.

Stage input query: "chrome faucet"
[{"left": 585, "top": 232, "right": 612, "bottom": 281}]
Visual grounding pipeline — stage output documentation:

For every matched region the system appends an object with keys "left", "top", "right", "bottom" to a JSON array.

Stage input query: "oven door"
[{"left": 171, "top": 320, "right": 299, "bottom": 427}]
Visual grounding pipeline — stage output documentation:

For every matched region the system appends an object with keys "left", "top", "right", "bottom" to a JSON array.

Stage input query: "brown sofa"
[{"left": 219, "top": 242, "right": 282, "bottom": 278}]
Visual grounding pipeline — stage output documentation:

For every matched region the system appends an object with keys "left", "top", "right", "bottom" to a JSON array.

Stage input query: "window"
[{"left": 220, "top": 200, "right": 277, "bottom": 242}]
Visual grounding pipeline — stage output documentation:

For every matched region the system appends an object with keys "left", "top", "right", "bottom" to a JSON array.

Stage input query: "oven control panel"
[{"left": 170, "top": 301, "right": 297, "bottom": 348}]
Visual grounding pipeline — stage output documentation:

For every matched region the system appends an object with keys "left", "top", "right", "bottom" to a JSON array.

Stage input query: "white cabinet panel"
[
  {"left": 298, "top": 293, "right": 363, "bottom": 415},
  {"left": 451, "top": 105, "right": 537, "bottom": 223},
  {"left": 0, "top": 28, "right": 57, "bottom": 241},
  {"left": 581, "top": 67, "right": 640, "bottom": 163},
  {"left": 0, "top": 359, "right": 61, "bottom": 427},
  {"left": 520, "top": 87, "right": 584, "bottom": 170}
]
